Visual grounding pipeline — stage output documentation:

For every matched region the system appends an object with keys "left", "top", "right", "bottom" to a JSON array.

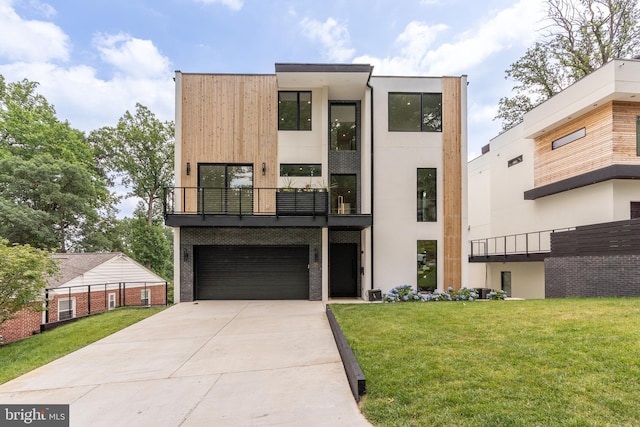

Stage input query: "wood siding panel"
[
  {"left": 534, "top": 103, "right": 613, "bottom": 187},
  {"left": 612, "top": 102, "right": 640, "bottom": 164},
  {"left": 179, "top": 74, "right": 278, "bottom": 213},
  {"left": 442, "top": 77, "right": 462, "bottom": 290}
]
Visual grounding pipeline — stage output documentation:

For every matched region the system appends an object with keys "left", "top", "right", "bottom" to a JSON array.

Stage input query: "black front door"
[{"left": 330, "top": 243, "right": 358, "bottom": 297}]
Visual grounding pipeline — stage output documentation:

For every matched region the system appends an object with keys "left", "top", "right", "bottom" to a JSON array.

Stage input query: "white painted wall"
[{"left": 371, "top": 76, "right": 450, "bottom": 293}]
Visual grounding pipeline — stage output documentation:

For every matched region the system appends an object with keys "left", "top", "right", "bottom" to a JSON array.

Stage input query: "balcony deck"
[
  {"left": 468, "top": 228, "right": 573, "bottom": 263},
  {"left": 164, "top": 187, "right": 372, "bottom": 229}
]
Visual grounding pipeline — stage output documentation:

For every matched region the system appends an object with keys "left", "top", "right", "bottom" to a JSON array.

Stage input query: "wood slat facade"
[
  {"left": 550, "top": 218, "right": 640, "bottom": 257},
  {"left": 533, "top": 101, "right": 640, "bottom": 188},
  {"left": 179, "top": 74, "right": 278, "bottom": 213},
  {"left": 442, "top": 77, "right": 463, "bottom": 290}
]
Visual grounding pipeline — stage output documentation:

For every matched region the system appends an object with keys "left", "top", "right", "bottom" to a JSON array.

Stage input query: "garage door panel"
[{"left": 196, "top": 246, "right": 309, "bottom": 300}]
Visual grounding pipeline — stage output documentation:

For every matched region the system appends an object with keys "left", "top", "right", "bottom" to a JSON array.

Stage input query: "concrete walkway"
[{"left": 0, "top": 301, "right": 372, "bottom": 427}]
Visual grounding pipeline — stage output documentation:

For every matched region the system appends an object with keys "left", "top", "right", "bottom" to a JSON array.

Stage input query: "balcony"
[
  {"left": 163, "top": 187, "right": 372, "bottom": 229},
  {"left": 469, "top": 228, "right": 573, "bottom": 263}
]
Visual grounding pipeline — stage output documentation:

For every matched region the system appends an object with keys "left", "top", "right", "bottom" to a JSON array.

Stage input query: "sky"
[{"left": 0, "top": 0, "right": 548, "bottom": 215}]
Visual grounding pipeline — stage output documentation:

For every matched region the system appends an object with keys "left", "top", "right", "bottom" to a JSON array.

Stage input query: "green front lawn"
[
  {"left": 0, "top": 307, "right": 165, "bottom": 384},
  {"left": 331, "top": 299, "right": 640, "bottom": 427}
]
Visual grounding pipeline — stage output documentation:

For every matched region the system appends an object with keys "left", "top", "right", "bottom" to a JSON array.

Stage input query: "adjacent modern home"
[
  {"left": 468, "top": 58, "right": 640, "bottom": 298},
  {"left": 165, "top": 63, "right": 468, "bottom": 302},
  {"left": 0, "top": 253, "right": 167, "bottom": 344}
]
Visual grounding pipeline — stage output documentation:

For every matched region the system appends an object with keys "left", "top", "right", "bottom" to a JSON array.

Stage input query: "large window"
[
  {"left": 330, "top": 103, "right": 357, "bottom": 150},
  {"left": 278, "top": 91, "right": 311, "bottom": 130},
  {"left": 417, "top": 168, "right": 437, "bottom": 222},
  {"left": 280, "top": 164, "right": 322, "bottom": 177},
  {"left": 417, "top": 240, "right": 437, "bottom": 292},
  {"left": 389, "top": 92, "right": 442, "bottom": 132},
  {"left": 198, "top": 164, "right": 253, "bottom": 214}
]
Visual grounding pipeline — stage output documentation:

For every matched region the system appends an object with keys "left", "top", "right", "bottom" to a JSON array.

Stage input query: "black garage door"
[{"left": 195, "top": 245, "right": 309, "bottom": 300}]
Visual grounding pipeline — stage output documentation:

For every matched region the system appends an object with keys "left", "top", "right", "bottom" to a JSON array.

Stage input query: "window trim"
[
  {"left": 417, "top": 168, "right": 437, "bottom": 222},
  {"left": 108, "top": 293, "right": 116, "bottom": 310},
  {"left": 58, "top": 297, "right": 76, "bottom": 321},
  {"left": 417, "top": 240, "right": 437, "bottom": 292},
  {"left": 141, "top": 289, "right": 151, "bottom": 306},
  {"left": 388, "top": 92, "right": 443, "bottom": 132},
  {"left": 636, "top": 116, "right": 640, "bottom": 156},
  {"left": 278, "top": 91, "right": 312, "bottom": 131},
  {"left": 552, "top": 127, "right": 586, "bottom": 150},
  {"left": 279, "top": 164, "right": 322, "bottom": 177}
]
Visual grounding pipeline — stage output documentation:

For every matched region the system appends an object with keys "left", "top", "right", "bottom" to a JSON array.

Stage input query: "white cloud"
[
  {"left": 300, "top": 17, "right": 355, "bottom": 62},
  {"left": 191, "top": 0, "right": 243, "bottom": 11},
  {"left": 356, "top": 0, "right": 545, "bottom": 76},
  {"left": 93, "top": 33, "right": 171, "bottom": 79},
  {"left": 0, "top": 0, "right": 68, "bottom": 62}
]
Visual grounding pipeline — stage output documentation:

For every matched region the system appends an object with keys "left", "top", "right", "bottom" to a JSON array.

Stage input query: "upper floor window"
[
  {"left": 417, "top": 168, "right": 437, "bottom": 222},
  {"left": 389, "top": 93, "right": 442, "bottom": 132},
  {"left": 552, "top": 127, "right": 585, "bottom": 150},
  {"left": 279, "top": 91, "right": 311, "bottom": 130},
  {"left": 330, "top": 103, "right": 357, "bottom": 150}
]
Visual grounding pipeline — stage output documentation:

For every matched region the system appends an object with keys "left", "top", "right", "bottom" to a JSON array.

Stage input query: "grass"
[
  {"left": 0, "top": 307, "right": 165, "bottom": 384},
  {"left": 331, "top": 298, "right": 640, "bottom": 427}
]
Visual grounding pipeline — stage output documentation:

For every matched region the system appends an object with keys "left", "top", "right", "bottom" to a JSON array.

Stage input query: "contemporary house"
[
  {"left": 166, "top": 63, "right": 468, "bottom": 302},
  {"left": 0, "top": 253, "right": 167, "bottom": 344},
  {"left": 468, "top": 58, "right": 640, "bottom": 298}
]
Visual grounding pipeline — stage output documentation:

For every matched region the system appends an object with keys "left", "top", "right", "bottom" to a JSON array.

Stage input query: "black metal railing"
[
  {"left": 164, "top": 187, "right": 334, "bottom": 216},
  {"left": 469, "top": 228, "right": 574, "bottom": 259},
  {"left": 42, "top": 281, "right": 168, "bottom": 329}
]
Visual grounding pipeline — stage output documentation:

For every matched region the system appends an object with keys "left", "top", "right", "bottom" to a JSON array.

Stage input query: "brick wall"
[
  {"left": 545, "top": 255, "right": 640, "bottom": 297},
  {"left": 180, "top": 227, "right": 322, "bottom": 301},
  {"left": 0, "top": 305, "right": 42, "bottom": 344},
  {"left": 47, "top": 284, "right": 167, "bottom": 323}
]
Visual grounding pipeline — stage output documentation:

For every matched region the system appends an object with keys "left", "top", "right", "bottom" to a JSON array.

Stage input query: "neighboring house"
[
  {"left": 165, "top": 63, "right": 468, "bottom": 302},
  {"left": 468, "top": 58, "right": 640, "bottom": 298},
  {"left": 0, "top": 253, "right": 167, "bottom": 344}
]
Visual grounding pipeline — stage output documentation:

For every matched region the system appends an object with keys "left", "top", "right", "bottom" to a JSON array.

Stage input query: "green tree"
[
  {"left": 0, "top": 154, "right": 104, "bottom": 252},
  {"left": 496, "top": 0, "right": 640, "bottom": 129},
  {"left": 90, "top": 103, "right": 174, "bottom": 226},
  {"left": 0, "top": 239, "right": 59, "bottom": 327},
  {"left": 0, "top": 75, "right": 114, "bottom": 252}
]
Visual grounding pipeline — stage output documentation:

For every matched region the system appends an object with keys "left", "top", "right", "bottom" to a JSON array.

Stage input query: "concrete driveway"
[{"left": 0, "top": 301, "right": 371, "bottom": 427}]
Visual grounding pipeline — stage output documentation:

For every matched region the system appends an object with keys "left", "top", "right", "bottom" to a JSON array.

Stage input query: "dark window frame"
[
  {"left": 636, "top": 116, "right": 640, "bottom": 156},
  {"left": 508, "top": 155, "right": 523, "bottom": 167},
  {"left": 278, "top": 91, "right": 312, "bottom": 131},
  {"left": 417, "top": 168, "right": 437, "bottom": 222},
  {"left": 279, "top": 164, "right": 322, "bottom": 177},
  {"left": 552, "top": 127, "right": 586, "bottom": 150},
  {"left": 388, "top": 92, "right": 442, "bottom": 132},
  {"left": 417, "top": 240, "right": 437, "bottom": 292}
]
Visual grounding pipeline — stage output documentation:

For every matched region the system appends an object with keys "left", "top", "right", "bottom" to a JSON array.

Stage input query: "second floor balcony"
[{"left": 163, "top": 187, "right": 372, "bottom": 229}]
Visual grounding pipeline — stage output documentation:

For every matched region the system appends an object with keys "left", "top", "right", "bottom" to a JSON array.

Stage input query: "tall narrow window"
[
  {"left": 331, "top": 174, "right": 356, "bottom": 214},
  {"left": 278, "top": 91, "right": 311, "bottom": 130},
  {"left": 636, "top": 116, "right": 640, "bottom": 156},
  {"left": 501, "top": 272, "right": 512, "bottom": 297},
  {"left": 330, "top": 103, "right": 357, "bottom": 150},
  {"left": 389, "top": 93, "right": 442, "bottom": 132},
  {"left": 417, "top": 168, "right": 437, "bottom": 222},
  {"left": 417, "top": 240, "right": 437, "bottom": 292}
]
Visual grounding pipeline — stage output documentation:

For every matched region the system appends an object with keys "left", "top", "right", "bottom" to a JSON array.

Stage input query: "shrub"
[{"left": 383, "top": 285, "right": 505, "bottom": 303}]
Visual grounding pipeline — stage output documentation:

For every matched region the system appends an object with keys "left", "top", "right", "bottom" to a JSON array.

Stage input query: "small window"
[
  {"left": 389, "top": 93, "right": 442, "bottom": 132},
  {"left": 58, "top": 298, "right": 75, "bottom": 321},
  {"left": 141, "top": 289, "right": 150, "bottom": 306},
  {"left": 280, "top": 164, "right": 322, "bottom": 177},
  {"left": 631, "top": 202, "right": 640, "bottom": 219},
  {"left": 508, "top": 155, "right": 523, "bottom": 167},
  {"left": 108, "top": 293, "right": 116, "bottom": 310},
  {"left": 552, "top": 127, "right": 586, "bottom": 150},
  {"left": 417, "top": 168, "right": 437, "bottom": 222},
  {"left": 417, "top": 240, "right": 437, "bottom": 292},
  {"left": 278, "top": 91, "right": 311, "bottom": 130}
]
